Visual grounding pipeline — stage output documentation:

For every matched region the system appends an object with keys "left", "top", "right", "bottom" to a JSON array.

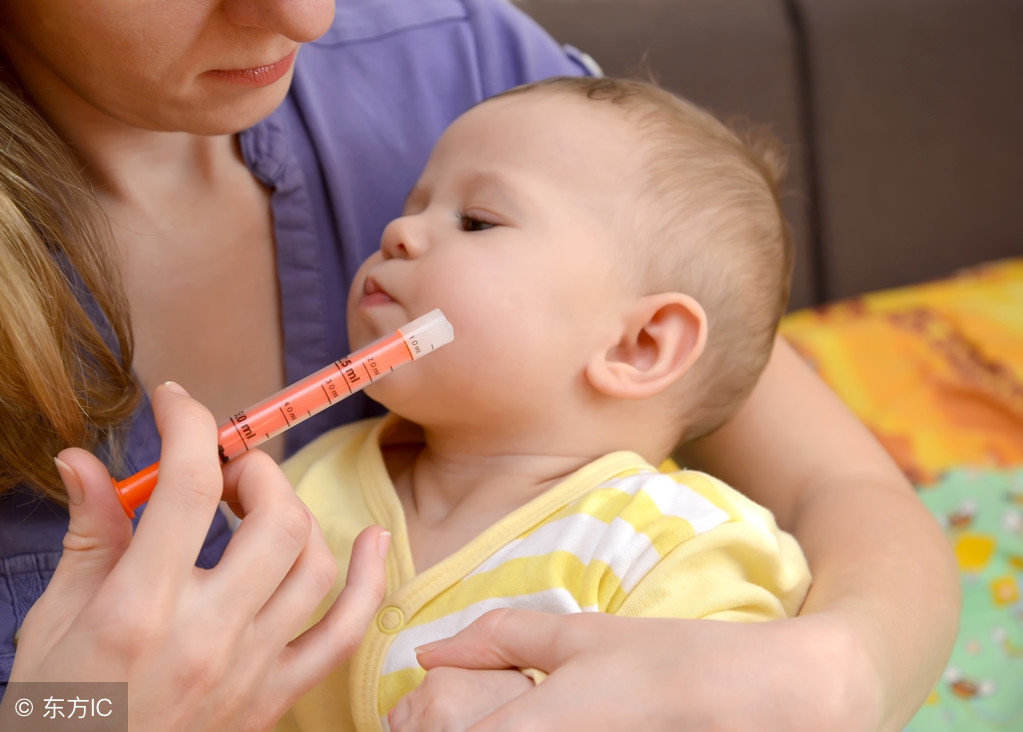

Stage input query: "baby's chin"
[
  {"left": 370, "top": 388, "right": 461, "bottom": 437},
  {"left": 365, "top": 378, "right": 419, "bottom": 415}
]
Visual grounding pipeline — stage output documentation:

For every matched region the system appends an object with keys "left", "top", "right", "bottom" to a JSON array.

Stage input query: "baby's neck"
[{"left": 383, "top": 425, "right": 597, "bottom": 573}]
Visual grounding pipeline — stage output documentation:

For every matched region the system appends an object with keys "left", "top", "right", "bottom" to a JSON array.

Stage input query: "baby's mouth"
[{"left": 360, "top": 276, "right": 395, "bottom": 306}]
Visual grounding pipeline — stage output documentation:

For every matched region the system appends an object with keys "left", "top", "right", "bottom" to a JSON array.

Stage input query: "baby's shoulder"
[{"left": 577, "top": 466, "right": 784, "bottom": 541}]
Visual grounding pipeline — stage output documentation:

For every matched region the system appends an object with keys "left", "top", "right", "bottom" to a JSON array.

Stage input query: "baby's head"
[
  {"left": 349, "top": 76, "right": 792, "bottom": 451},
  {"left": 494, "top": 77, "right": 793, "bottom": 443}
]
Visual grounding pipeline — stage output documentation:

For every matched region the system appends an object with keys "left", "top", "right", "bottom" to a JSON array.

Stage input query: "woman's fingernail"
[
  {"left": 54, "top": 456, "right": 84, "bottom": 505},
  {"left": 378, "top": 531, "right": 392, "bottom": 559},
  {"left": 161, "top": 380, "right": 189, "bottom": 396},
  {"left": 413, "top": 639, "right": 444, "bottom": 655}
]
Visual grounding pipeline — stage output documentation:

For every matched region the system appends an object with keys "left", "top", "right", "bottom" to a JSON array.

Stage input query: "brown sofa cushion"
[
  {"left": 801, "top": 0, "right": 1023, "bottom": 300},
  {"left": 513, "top": 0, "right": 1023, "bottom": 307},
  {"left": 513, "top": 0, "right": 816, "bottom": 308}
]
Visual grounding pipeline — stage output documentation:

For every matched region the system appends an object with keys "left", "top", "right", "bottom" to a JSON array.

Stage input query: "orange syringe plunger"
[{"left": 113, "top": 309, "right": 454, "bottom": 517}]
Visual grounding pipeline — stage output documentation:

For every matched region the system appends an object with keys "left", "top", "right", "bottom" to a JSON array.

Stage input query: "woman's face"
[{"left": 0, "top": 0, "right": 335, "bottom": 134}]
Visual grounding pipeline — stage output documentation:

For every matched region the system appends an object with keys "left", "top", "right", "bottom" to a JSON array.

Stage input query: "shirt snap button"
[{"left": 376, "top": 606, "right": 405, "bottom": 633}]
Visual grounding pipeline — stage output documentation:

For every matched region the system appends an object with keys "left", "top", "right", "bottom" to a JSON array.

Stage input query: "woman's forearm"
[
  {"left": 790, "top": 471, "right": 960, "bottom": 730},
  {"left": 680, "top": 337, "right": 961, "bottom": 729}
]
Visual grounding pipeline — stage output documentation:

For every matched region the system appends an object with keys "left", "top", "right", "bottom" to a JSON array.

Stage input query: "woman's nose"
[
  {"left": 380, "top": 216, "right": 426, "bottom": 260},
  {"left": 220, "top": 0, "right": 335, "bottom": 43}
]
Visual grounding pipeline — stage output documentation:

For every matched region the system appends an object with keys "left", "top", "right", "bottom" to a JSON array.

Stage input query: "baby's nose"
[{"left": 380, "top": 215, "right": 426, "bottom": 259}]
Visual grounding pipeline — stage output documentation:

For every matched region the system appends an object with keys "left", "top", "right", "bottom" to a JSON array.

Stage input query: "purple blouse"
[{"left": 0, "top": 0, "right": 590, "bottom": 691}]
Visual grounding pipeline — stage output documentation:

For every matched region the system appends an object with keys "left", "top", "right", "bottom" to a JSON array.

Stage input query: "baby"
[{"left": 277, "top": 76, "right": 810, "bottom": 732}]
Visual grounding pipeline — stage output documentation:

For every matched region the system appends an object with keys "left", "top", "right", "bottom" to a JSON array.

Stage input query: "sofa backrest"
[{"left": 514, "top": 0, "right": 1023, "bottom": 309}]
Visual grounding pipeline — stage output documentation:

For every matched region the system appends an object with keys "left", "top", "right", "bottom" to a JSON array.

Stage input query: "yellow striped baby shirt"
[{"left": 276, "top": 414, "right": 810, "bottom": 732}]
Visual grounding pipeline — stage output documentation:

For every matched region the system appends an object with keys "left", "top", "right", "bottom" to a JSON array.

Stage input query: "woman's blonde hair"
[{"left": 0, "top": 77, "right": 139, "bottom": 502}]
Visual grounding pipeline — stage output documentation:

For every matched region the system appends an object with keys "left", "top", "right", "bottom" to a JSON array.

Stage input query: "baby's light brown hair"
[{"left": 498, "top": 76, "right": 794, "bottom": 443}]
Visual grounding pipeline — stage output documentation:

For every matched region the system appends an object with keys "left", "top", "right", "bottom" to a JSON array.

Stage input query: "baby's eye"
[{"left": 456, "top": 212, "right": 496, "bottom": 232}]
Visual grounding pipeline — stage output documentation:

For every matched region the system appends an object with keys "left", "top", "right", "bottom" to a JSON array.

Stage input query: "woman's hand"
[
  {"left": 7, "top": 383, "right": 388, "bottom": 731},
  {"left": 413, "top": 610, "right": 874, "bottom": 732},
  {"left": 388, "top": 667, "right": 533, "bottom": 732}
]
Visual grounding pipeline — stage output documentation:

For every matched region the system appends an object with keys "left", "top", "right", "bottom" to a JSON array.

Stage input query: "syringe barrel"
[{"left": 112, "top": 310, "right": 453, "bottom": 517}]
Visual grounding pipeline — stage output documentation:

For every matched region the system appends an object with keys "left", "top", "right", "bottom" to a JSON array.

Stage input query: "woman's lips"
[{"left": 206, "top": 50, "right": 296, "bottom": 88}]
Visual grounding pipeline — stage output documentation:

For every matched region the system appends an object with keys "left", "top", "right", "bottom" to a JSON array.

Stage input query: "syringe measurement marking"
[
  {"left": 231, "top": 410, "right": 257, "bottom": 451},
  {"left": 211, "top": 344, "right": 415, "bottom": 460},
  {"left": 275, "top": 400, "right": 299, "bottom": 437},
  {"left": 388, "top": 338, "right": 420, "bottom": 373}
]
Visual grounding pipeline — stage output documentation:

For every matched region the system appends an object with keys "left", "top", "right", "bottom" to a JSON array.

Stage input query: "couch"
[{"left": 514, "top": 0, "right": 1023, "bottom": 309}]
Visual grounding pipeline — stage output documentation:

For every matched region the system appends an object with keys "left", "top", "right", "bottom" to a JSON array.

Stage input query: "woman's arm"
[
  {"left": 413, "top": 337, "right": 960, "bottom": 731},
  {"left": 2, "top": 384, "right": 388, "bottom": 731},
  {"left": 678, "top": 336, "right": 960, "bottom": 728}
]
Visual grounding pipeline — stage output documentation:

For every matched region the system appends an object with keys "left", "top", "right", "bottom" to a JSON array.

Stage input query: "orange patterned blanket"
[{"left": 781, "top": 258, "right": 1023, "bottom": 730}]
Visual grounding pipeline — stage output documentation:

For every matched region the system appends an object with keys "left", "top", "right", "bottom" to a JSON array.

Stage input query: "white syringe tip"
[{"left": 398, "top": 309, "right": 455, "bottom": 358}]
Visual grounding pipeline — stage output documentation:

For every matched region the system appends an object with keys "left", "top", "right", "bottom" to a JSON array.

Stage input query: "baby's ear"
[{"left": 585, "top": 293, "right": 707, "bottom": 400}]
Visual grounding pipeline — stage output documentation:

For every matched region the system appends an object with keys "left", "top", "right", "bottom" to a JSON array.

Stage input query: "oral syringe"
[{"left": 113, "top": 309, "right": 454, "bottom": 517}]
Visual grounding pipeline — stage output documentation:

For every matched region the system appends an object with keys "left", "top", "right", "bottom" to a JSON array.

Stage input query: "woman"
[
  {"left": 0, "top": 0, "right": 958, "bottom": 729},
  {"left": 0, "top": 70, "right": 389, "bottom": 727}
]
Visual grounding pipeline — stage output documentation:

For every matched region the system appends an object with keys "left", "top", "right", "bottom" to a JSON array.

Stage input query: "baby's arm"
[{"left": 611, "top": 494, "right": 811, "bottom": 624}]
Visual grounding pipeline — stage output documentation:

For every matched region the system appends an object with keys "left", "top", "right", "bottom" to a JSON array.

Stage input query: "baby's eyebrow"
[
  {"left": 465, "top": 170, "right": 530, "bottom": 215},
  {"left": 402, "top": 170, "right": 532, "bottom": 216}
]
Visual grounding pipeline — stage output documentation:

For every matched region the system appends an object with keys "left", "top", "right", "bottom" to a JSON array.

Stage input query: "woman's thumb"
[
  {"left": 48, "top": 448, "right": 134, "bottom": 596},
  {"left": 9, "top": 450, "right": 135, "bottom": 681}
]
